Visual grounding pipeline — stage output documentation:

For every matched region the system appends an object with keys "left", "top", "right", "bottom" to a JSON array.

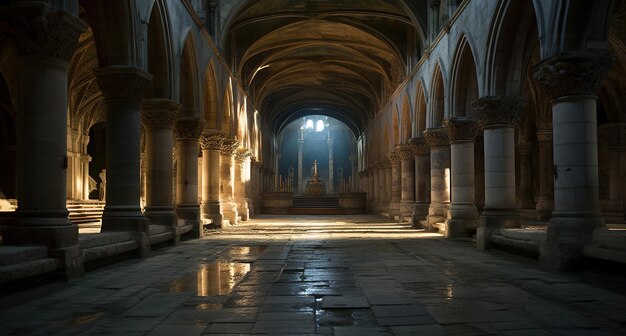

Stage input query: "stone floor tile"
[
  {"left": 250, "top": 319, "right": 316, "bottom": 334},
  {"left": 146, "top": 324, "right": 207, "bottom": 336},
  {"left": 321, "top": 295, "right": 370, "bottom": 308},
  {"left": 203, "top": 322, "right": 253, "bottom": 334}
]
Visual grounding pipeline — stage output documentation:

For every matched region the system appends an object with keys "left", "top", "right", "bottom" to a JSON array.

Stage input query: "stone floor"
[{"left": 1, "top": 214, "right": 626, "bottom": 335}]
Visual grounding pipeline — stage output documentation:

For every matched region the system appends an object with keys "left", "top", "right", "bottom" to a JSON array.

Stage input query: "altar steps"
[{"left": 289, "top": 196, "right": 344, "bottom": 215}]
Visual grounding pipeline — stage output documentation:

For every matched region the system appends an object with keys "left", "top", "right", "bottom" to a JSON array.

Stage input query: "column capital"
[
  {"left": 387, "top": 152, "right": 401, "bottom": 166},
  {"left": 0, "top": 2, "right": 87, "bottom": 62},
  {"left": 516, "top": 142, "right": 533, "bottom": 155},
  {"left": 533, "top": 51, "right": 615, "bottom": 99},
  {"left": 94, "top": 66, "right": 153, "bottom": 107},
  {"left": 141, "top": 99, "right": 180, "bottom": 129},
  {"left": 395, "top": 144, "right": 415, "bottom": 161},
  {"left": 423, "top": 127, "right": 449, "bottom": 148},
  {"left": 409, "top": 137, "right": 430, "bottom": 156},
  {"left": 175, "top": 117, "right": 204, "bottom": 141},
  {"left": 220, "top": 138, "right": 240, "bottom": 156},
  {"left": 473, "top": 96, "right": 526, "bottom": 129},
  {"left": 199, "top": 133, "right": 225, "bottom": 150},
  {"left": 443, "top": 117, "right": 480, "bottom": 143},
  {"left": 536, "top": 129, "right": 553, "bottom": 143},
  {"left": 235, "top": 148, "right": 252, "bottom": 163}
]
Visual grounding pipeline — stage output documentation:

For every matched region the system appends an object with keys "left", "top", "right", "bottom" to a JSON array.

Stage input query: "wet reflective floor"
[{"left": 1, "top": 214, "right": 626, "bottom": 335}]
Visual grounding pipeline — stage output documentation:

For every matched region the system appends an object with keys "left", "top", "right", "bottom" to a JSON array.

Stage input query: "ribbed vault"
[{"left": 224, "top": 0, "right": 425, "bottom": 136}]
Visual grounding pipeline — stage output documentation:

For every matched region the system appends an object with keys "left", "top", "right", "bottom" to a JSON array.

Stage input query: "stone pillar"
[
  {"left": 234, "top": 148, "right": 252, "bottom": 221},
  {"left": 328, "top": 138, "right": 334, "bottom": 193},
  {"left": 443, "top": 118, "right": 480, "bottom": 237},
  {"left": 174, "top": 118, "right": 203, "bottom": 238},
  {"left": 516, "top": 142, "right": 535, "bottom": 209},
  {"left": 297, "top": 139, "right": 304, "bottom": 194},
  {"left": 536, "top": 130, "right": 554, "bottom": 220},
  {"left": 141, "top": 99, "right": 179, "bottom": 231},
  {"left": 474, "top": 96, "right": 525, "bottom": 249},
  {"left": 370, "top": 167, "right": 378, "bottom": 212},
  {"left": 397, "top": 145, "right": 415, "bottom": 220},
  {"left": 424, "top": 127, "right": 450, "bottom": 230},
  {"left": 379, "top": 159, "right": 391, "bottom": 214},
  {"left": 220, "top": 138, "right": 240, "bottom": 225},
  {"left": 0, "top": 3, "right": 87, "bottom": 278},
  {"left": 534, "top": 51, "right": 613, "bottom": 270},
  {"left": 384, "top": 160, "right": 392, "bottom": 211},
  {"left": 199, "top": 133, "right": 224, "bottom": 227},
  {"left": 410, "top": 138, "right": 430, "bottom": 228},
  {"left": 388, "top": 152, "right": 401, "bottom": 218}
]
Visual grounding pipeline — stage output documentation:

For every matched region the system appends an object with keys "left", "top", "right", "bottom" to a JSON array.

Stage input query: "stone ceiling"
[{"left": 223, "top": 0, "right": 426, "bottom": 136}]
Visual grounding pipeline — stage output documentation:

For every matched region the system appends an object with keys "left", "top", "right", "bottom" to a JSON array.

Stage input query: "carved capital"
[
  {"left": 235, "top": 148, "right": 252, "bottom": 163},
  {"left": 0, "top": 3, "right": 87, "bottom": 61},
  {"left": 443, "top": 118, "right": 480, "bottom": 143},
  {"left": 423, "top": 127, "right": 449, "bottom": 148},
  {"left": 199, "top": 134, "right": 225, "bottom": 150},
  {"left": 395, "top": 144, "right": 414, "bottom": 161},
  {"left": 533, "top": 51, "right": 615, "bottom": 99},
  {"left": 141, "top": 99, "right": 179, "bottom": 129},
  {"left": 516, "top": 142, "right": 533, "bottom": 155},
  {"left": 94, "top": 66, "right": 153, "bottom": 107},
  {"left": 387, "top": 152, "right": 401, "bottom": 166},
  {"left": 220, "top": 138, "right": 240, "bottom": 156},
  {"left": 409, "top": 137, "right": 430, "bottom": 156},
  {"left": 175, "top": 118, "right": 204, "bottom": 141},
  {"left": 536, "top": 130, "right": 553, "bottom": 143},
  {"left": 473, "top": 96, "right": 526, "bottom": 129}
]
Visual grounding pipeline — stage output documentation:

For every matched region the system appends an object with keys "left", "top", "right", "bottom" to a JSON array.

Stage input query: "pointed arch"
[
  {"left": 180, "top": 31, "right": 200, "bottom": 117},
  {"left": 146, "top": 1, "right": 173, "bottom": 99},
  {"left": 383, "top": 121, "right": 390, "bottom": 157},
  {"left": 429, "top": 62, "right": 445, "bottom": 127},
  {"left": 392, "top": 106, "right": 400, "bottom": 147},
  {"left": 203, "top": 61, "right": 219, "bottom": 129},
  {"left": 221, "top": 81, "right": 233, "bottom": 134},
  {"left": 400, "top": 95, "right": 412, "bottom": 143},
  {"left": 450, "top": 34, "right": 479, "bottom": 117},
  {"left": 414, "top": 80, "right": 427, "bottom": 136}
]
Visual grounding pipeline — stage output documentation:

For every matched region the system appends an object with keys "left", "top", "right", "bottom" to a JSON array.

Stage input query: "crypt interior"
[{"left": 1, "top": 0, "right": 626, "bottom": 335}]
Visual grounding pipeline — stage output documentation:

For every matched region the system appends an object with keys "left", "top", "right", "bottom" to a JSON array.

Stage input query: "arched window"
[
  {"left": 306, "top": 119, "right": 314, "bottom": 129},
  {"left": 316, "top": 120, "right": 325, "bottom": 132}
]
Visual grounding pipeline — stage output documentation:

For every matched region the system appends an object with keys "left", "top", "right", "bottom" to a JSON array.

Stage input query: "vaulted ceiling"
[{"left": 223, "top": 0, "right": 426, "bottom": 136}]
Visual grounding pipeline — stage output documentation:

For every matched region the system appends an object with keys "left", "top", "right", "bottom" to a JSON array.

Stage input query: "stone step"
[
  {"left": 0, "top": 246, "right": 48, "bottom": 266},
  {"left": 0, "top": 258, "right": 61, "bottom": 284}
]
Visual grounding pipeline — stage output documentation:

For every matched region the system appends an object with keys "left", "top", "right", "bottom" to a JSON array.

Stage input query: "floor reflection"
[{"left": 169, "top": 262, "right": 251, "bottom": 296}]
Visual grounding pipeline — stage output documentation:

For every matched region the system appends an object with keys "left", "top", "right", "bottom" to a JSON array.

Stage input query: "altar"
[{"left": 305, "top": 160, "right": 325, "bottom": 196}]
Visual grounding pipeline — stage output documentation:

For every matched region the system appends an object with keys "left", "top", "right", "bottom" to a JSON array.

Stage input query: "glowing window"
[
  {"left": 316, "top": 120, "right": 324, "bottom": 132},
  {"left": 306, "top": 119, "right": 314, "bottom": 129}
]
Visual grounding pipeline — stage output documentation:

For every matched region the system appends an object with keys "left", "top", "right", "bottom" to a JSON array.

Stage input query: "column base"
[
  {"left": 411, "top": 203, "right": 429, "bottom": 229},
  {"left": 236, "top": 198, "right": 250, "bottom": 221},
  {"left": 14, "top": 209, "right": 71, "bottom": 227},
  {"left": 389, "top": 200, "right": 401, "bottom": 221},
  {"left": 399, "top": 201, "right": 415, "bottom": 222},
  {"left": 539, "top": 213, "right": 604, "bottom": 271},
  {"left": 49, "top": 244, "right": 84, "bottom": 280},
  {"left": 221, "top": 200, "right": 239, "bottom": 226},
  {"left": 427, "top": 202, "right": 449, "bottom": 231},
  {"left": 536, "top": 198, "right": 553, "bottom": 220},
  {"left": 176, "top": 205, "right": 201, "bottom": 238},
  {"left": 201, "top": 201, "right": 223, "bottom": 228},
  {"left": 444, "top": 204, "right": 479, "bottom": 238},
  {"left": 2, "top": 222, "right": 78, "bottom": 249},
  {"left": 101, "top": 207, "right": 150, "bottom": 257},
  {"left": 477, "top": 209, "right": 520, "bottom": 249}
]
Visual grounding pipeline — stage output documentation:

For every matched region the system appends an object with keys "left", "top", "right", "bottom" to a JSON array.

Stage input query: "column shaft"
[
  {"left": 536, "top": 130, "right": 554, "bottom": 220},
  {"left": 200, "top": 134, "right": 224, "bottom": 227},
  {"left": 174, "top": 118, "right": 203, "bottom": 237},
  {"left": 424, "top": 127, "right": 450, "bottom": 230}
]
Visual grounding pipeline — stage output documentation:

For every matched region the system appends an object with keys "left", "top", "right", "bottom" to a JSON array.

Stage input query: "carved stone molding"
[
  {"left": 387, "top": 152, "right": 401, "bottom": 166},
  {"left": 423, "top": 127, "right": 449, "bottom": 148},
  {"left": 93, "top": 66, "right": 153, "bottom": 107},
  {"left": 443, "top": 118, "right": 480, "bottom": 143},
  {"left": 175, "top": 118, "right": 204, "bottom": 141},
  {"left": 472, "top": 96, "right": 526, "bottom": 129},
  {"left": 395, "top": 144, "right": 414, "bottom": 161},
  {"left": 533, "top": 51, "right": 615, "bottom": 99},
  {"left": 141, "top": 99, "right": 180, "bottom": 129},
  {"left": 536, "top": 129, "right": 552, "bottom": 143},
  {"left": 199, "top": 134, "right": 225, "bottom": 151},
  {"left": 379, "top": 158, "right": 391, "bottom": 169},
  {"left": 235, "top": 148, "right": 252, "bottom": 163},
  {"left": 220, "top": 138, "right": 240, "bottom": 156},
  {"left": 0, "top": 3, "right": 87, "bottom": 61},
  {"left": 516, "top": 142, "right": 533, "bottom": 155},
  {"left": 409, "top": 137, "right": 430, "bottom": 156}
]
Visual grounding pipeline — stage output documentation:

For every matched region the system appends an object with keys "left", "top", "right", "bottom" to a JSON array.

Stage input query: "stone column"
[
  {"left": 534, "top": 51, "right": 613, "bottom": 270},
  {"left": 220, "top": 138, "right": 240, "bottom": 225},
  {"left": 384, "top": 160, "right": 392, "bottom": 213},
  {"left": 379, "top": 159, "right": 391, "bottom": 214},
  {"left": 474, "top": 96, "right": 525, "bottom": 249},
  {"left": 443, "top": 118, "right": 480, "bottom": 238},
  {"left": 370, "top": 166, "right": 378, "bottom": 212},
  {"left": 328, "top": 138, "right": 334, "bottom": 193},
  {"left": 424, "top": 127, "right": 450, "bottom": 230},
  {"left": 141, "top": 99, "right": 179, "bottom": 230},
  {"left": 536, "top": 130, "right": 554, "bottom": 220},
  {"left": 0, "top": 3, "right": 87, "bottom": 278},
  {"left": 516, "top": 141, "right": 535, "bottom": 209},
  {"left": 297, "top": 139, "right": 304, "bottom": 194},
  {"left": 199, "top": 133, "right": 224, "bottom": 227},
  {"left": 397, "top": 145, "right": 416, "bottom": 220},
  {"left": 410, "top": 138, "right": 430, "bottom": 228},
  {"left": 234, "top": 148, "right": 252, "bottom": 221},
  {"left": 174, "top": 118, "right": 203, "bottom": 238},
  {"left": 388, "top": 152, "right": 401, "bottom": 218}
]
